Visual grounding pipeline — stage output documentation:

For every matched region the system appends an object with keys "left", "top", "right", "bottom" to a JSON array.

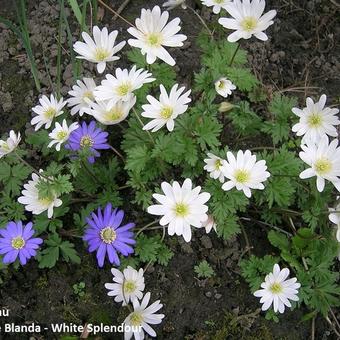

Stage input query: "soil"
[{"left": 0, "top": 0, "right": 339, "bottom": 339}]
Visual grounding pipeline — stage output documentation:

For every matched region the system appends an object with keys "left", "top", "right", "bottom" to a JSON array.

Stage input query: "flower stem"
[
  {"left": 132, "top": 108, "right": 155, "bottom": 145},
  {"left": 136, "top": 220, "right": 160, "bottom": 237},
  {"left": 15, "top": 152, "right": 51, "bottom": 181},
  {"left": 109, "top": 145, "right": 125, "bottom": 163},
  {"left": 188, "top": 6, "right": 214, "bottom": 39},
  {"left": 97, "top": 0, "right": 135, "bottom": 27},
  {"left": 229, "top": 43, "right": 240, "bottom": 66},
  {"left": 81, "top": 160, "right": 100, "bottom": 185}
]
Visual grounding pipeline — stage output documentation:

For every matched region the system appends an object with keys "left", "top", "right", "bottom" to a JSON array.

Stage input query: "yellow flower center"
[
  {"left": 215, "top": 159, "right": 223, "bottom": 170},
  {"left": 104, "top": 108, "right": 124, "bottom": 122},
  {"left": 218, "top": 81, "right": 225, "bottom": 89},
  {"left": 11, "top": 236, "right": 25, "bottom": 249},
  {"left": 39, "top": 196, "right": 54, "bottom": 206},
  {"left": 80, "top": 135, "right": 94, "bottom": 148},
  {"left": 241, "top": 17, "right": 257, "bottom": 31},
  {"left": 57, "top": 131, "right": 67, "bottom": 140},
  {"left": 174, "top": 202, "right": 189, "bottom": 217},
  {"left": 100, "top": 227, "right": 116, "bottom": 244},
  {"left": 123, "top": 280, "right": 137, "bottom": 293},
  {"left": 215, "top": 0, "right": 224, "bottom": 3},
  {"left": 117, "top": 83, "right": 132, "bottom": 97},
  {"left": 307, "top": 113, "right": 322, "bottom": 127},
  {"left": 94, "top": 48, "right": 110, "bottom": 61},
  {"left": 83, "top": 91, "right": 94, "bottom": 102},
  {"left": 160, "top": 106, "right": 173, "bottom": 119},
  {"left": 1, "top": 142, "right": 10, "bottom": 151},
  {"left": 45, "top": 108, "right": 56, "bottom": 119},
  {"left": 147, "top": 33, "right": 163, "bottom": 47},
  {"left": 234, "top": 169, "right": 250, "bottom": 183},
  {"left": 314, "top": 158, "right": 332, "bottom": 175},
  {"left": 129, "top": 312, "right": 143, "bottom": 326},
  {"left": 269, "top": 282, "right": 283, "bottom": 294}
]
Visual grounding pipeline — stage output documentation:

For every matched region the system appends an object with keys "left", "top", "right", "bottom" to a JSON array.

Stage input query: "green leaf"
[
  {"left": 38, "top": 246, "right": 59, "bottom": 269},
  {"left": 216, "top": 215, "right": 241, "bottom": 240},
  {"left": 268, "top": 230, "right": 290, "bottom": 252},
  {"left": 228, "top": 101, "right": 262, "bottom": 136},
  {"left": 261, "top": 94, "right": 297, "bottom": 144},
  {"left": 125, "top": 145, "right": 149, "bottom": 173},
  {"left": 60, "top": 241, "right": 81, "bottom": 264},
  {"left": 157, "top": 244, "right": 174, "bottom": 266},
  {"left": 135, "top": 234, "right": 162, "bottom": 263},
  {"left": 194, "top": 260, "right": 215, "bottom": 278},
  {"left": 240, "top": 255, "right": 279, "bottom": 292}
]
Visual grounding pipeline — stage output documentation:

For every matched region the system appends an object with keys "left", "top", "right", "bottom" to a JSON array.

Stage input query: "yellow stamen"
[
  {"left": 215, "top": 159, "right": 223, "bottom": 170},
  {"left": 80, "top": 135, "right": 94, "bottom": 148},
  {"left": 11, "top": 236, "right": 25, "bottom": 249},
  {"left": 269, "top": 282, "right": 283, "bottom": 294},
  {"left": 160, "top": 107, "right": 173, "bottom": 119},
  {"left": 56, "top": 131, "right": 67, "bottom": 140},
  {"left": 307, "top": 113, "right": 322, "bottom": 127},
  {"left": 147, "top": 33, "right": 162, "bottom": 47},
  {"left": 94, "top": 48, "right": 110, "bottom": 61},
  {"left": 241, "top": 17, "right": 257, "bottom": 31},
  {"left": 117, "top": 83, "right": 132, "bottom": 97},
  {"left": 174, "top": 202, "right": 189, "bottom": 217},
  {"left": 234, "top": 169, "right": 250, "bottom": 183},
  {"left": 45, "top": 108, "right": 56, "bottom": 119},
  {"left": 100, "top": 227, "right": 117, "bottom": 244},
  {"left": 314, "top": 158, "right": 332, "bottom": 175},
  {"left": 83, "top": 91, "right": 94, "bottom": 102},
  {"left": 104, "top": 108, "right": 124, "bottom": 122},
  {"left": 123, "top": 281, "right": 137, "bottom": 293},
  {"left": 129, "top": 312, "right": 143, "bottom": 326}
]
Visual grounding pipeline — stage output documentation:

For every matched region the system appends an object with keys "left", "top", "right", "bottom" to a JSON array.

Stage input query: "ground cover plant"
[{"left": 0, "top": 0, "right": 339, "bottom": 339}]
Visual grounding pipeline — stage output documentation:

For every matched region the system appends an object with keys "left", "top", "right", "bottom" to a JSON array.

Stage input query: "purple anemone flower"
[
  {"left": 83, "top": 203, "right": 135, "bottom": 267},
  {"left": 65, "top": 120, "right": 110, "bottom": 163},
  {"left": 0, "top": 221, "right": 43, "bottom": 265}
]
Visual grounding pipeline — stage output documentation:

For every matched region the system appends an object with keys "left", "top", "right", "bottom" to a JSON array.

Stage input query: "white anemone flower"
[
  {"left": 105, "top": 266, "right": 145, "bottom": 306},
  {"left": 218, "top": 0, "right": 277, "bottom": 42},
  {"left": 163, "top": 0, "right": 187, "bottom": 10},
  {"left": 215, "top": 78, "right": 236, "bottom": 98},
  {"left": 292, "top": 94, "right": 340, "bottom": 144},
  {"left": 200, "top": 215, "right": 217, "bottom": 234},
  {"left": 329, "top": 199, "right": 340, "bottom": 243},
  {"left": 142, "top": 84, "right": 191, "bottom": 132},
  {"left": 48, "top": 120, "right": 79, "bottom": 151},
  {"left": 88, "top": 97, "right": 136, "bottom": 125},
  {"left": 0, "top": 130, "right": 21, "bottom": 158},
  {"left": 124, "top": 292, "right": 164, "bottom": 340},
  {"left": 202, "top": 0, "right": 231, "bottom": 14},
  {"left": 204, "top": 153, "right": 225, "bottom": 183},
  {"left": 221, "top": 150, "right": 270, "bottom": 198},
  {"left": 18, "top": 172, "right": 62, "bottom": 218},
  {"left": 127, "top": 6, "right": 187, "bottom": 66},
  {"left": 67, "top": 78, "right": 96, "bottom": 116},
  {"left": 73, "top": 26, "right": 126, "bottom": 73},
  {"left": 93, "top": 66, "right": 155, "bottom": 104},
  {"left": 147, "top": 178, "right": 211, "bottom": 242},
  {"left": 254, "top": 264, "right": 301, "bottom": 313},
  {"left": 31, "top": 94, "right": 66, "bottom": 131},
  {"left": 299, "top": 136, "right": 340, "bottom": 192}
]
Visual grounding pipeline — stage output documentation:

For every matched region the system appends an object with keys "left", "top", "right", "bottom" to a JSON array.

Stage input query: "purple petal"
[
  {"left": 3, "top": 250, "right": 19, "bottom": 264},
  {"left": 96, "top": 243, "right": 106, "bottom": 267}
]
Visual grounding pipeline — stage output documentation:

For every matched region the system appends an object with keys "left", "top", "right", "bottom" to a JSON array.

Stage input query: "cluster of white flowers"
[
  {"left": 105, "top": 266, "right": 164, "bottom": 339},
  {"left": 2, "top": 0, "right": 339, "bottom": 326},
  {"left": 292, "top": 94, "right": 340, "bottom": 193},
  {"left": 204, "top": 150, "right": 271, "bottom": 198}
]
